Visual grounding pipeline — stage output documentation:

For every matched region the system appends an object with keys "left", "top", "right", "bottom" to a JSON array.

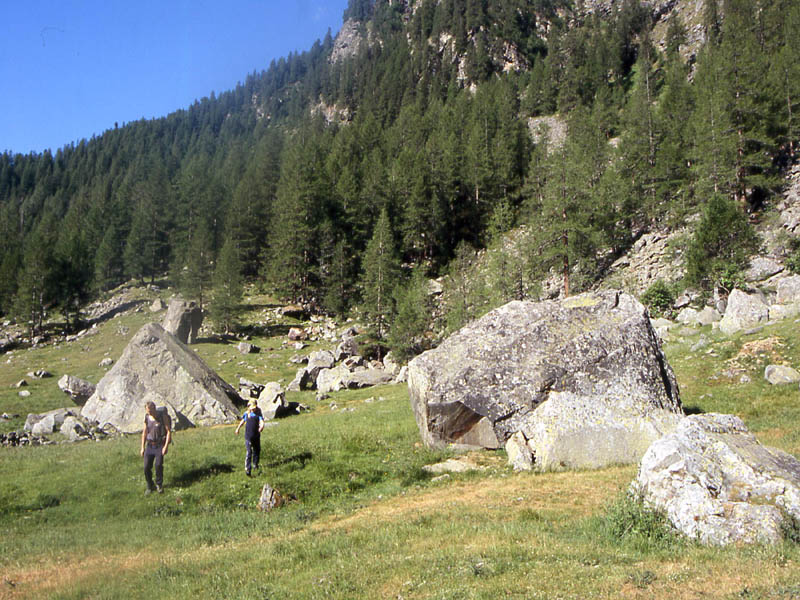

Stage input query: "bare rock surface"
[
  {"left": 162, "top": 299, "right": 203, "bottom": 344},
  {"left": 57, "top": 375, "right": 96, "bottom": 405},
  {"left": 408, "top": 291, "right": 683, "bottom": 470},
  {"left": 719, "top": 289, "right": 769, "bottom": 336},
  {"left": 81, "top": 323, "right": 240, "bottom": 433},
  {"left": 634, "top": 413, "right": 800, "bottom": 545}
]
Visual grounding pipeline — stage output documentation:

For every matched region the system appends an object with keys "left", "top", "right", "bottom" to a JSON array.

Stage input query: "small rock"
[{"left": 765, "top": 364, "right": 800, "bottom": 385}]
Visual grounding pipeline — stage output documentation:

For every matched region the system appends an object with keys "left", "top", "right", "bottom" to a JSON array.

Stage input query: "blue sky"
[{"left": 1, "top": 1, "right": 349, "bottom": 155}]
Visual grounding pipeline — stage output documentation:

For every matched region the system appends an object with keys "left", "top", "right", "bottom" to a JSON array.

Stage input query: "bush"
[
  {"left": 595, "top": 489, "right": 681, "bottom": 551},
  {"left": 685, "top": 194, "right": 758, "bottom": 291},
  {"left": 640, "top": 280, "right": 675, "bottom": 317}
]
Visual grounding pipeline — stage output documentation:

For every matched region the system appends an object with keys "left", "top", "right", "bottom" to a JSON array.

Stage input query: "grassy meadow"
[{"left": 1, "top": 288, "right": 800, "bottom": 599}]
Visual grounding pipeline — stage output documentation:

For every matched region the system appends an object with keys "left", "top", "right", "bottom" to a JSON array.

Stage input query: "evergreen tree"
[
  {"left": 177, "top": 220, "right": 214, "bottom": 309},
  {"left": 360, "top": 208, "right": 400, "bottom": 340},
  {"left": 210, "top": 237, "right": 243, "bottom": 334},
  {"left": 388, "top": 268, "right": 432, "bottom": 362}
]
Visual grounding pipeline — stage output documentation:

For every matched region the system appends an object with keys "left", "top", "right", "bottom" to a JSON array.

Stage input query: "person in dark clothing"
[
  {"left": 140, "top": 401, "right": 171, "bottom": 494},
  {"left": 235, "top": 399, "right": 264, "bottom": 476}
]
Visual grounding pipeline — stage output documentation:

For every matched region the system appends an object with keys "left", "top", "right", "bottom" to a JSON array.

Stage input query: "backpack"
[{"left": 147, "top": 407, "right": 172, "bottom": 443}]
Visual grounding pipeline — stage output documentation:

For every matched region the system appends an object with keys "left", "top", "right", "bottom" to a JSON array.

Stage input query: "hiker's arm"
[
  {"left": 258, "top": 416, "right": 264, "bottom": 433},
  {"left": 235, "top": 419, "right": 243, "bottom": 434},
  {"left": 162, "top": 424, "right": 171, "bottom": 455},
  {"left": 140, "top": 426, "right": 146, "bottom": 456}
]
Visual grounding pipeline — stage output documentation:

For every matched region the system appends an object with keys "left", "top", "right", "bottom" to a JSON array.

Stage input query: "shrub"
[
  {"left": 596, "top": 489, "right": 681, "bottom": 551},
  {"left": 640, "top": 280, "right": 676, "bottom": 317}
]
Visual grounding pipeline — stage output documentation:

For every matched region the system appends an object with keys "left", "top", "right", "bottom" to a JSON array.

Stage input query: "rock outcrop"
[
  {"left": 162, "top": 299, "right": 203, "bottom": 344},
  {"left": 81, "top": 323, "right": 241, "bottom": 433},
  {"left": 408, "top": 291, "right": 683, "bottom": 470},
  {"left": 634, "top": 413, "right": 800, "bottom": 546}
]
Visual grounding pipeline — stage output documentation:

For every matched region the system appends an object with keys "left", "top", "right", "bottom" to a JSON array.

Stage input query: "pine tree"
[
  {"left": 360, "top": 208, "right": 400, "bottom": 340},
  {"left": 210, "top": 237, "right": 243, "bottom": 334},
  {"left": 177, "top": 220, "right": 214, "bottom": 309},
  {"left": 388, "top": 269, "right": 432, "bottom": 362}
]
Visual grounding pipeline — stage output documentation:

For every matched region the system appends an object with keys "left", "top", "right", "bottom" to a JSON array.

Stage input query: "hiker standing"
[
  {"left": 235, "top": 399, "right": 264, "bottom": 476},
  {"left": 140, "top": 401, "right": 171, "bottom": 494}
]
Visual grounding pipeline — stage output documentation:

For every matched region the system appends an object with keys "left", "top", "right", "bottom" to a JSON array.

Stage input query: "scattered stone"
[
  {"left": 288, "top": 327, "right": 307, "bottom": 342},
  {"left": 422, "top": 458, "right": 482, "bottom": 475},
  {"left": 18, "top": 390, "right": 30, "bottom": 398},
  {"left": 81, "top": 323, "right": 241, "bottom": 433},
  {"left": 719, "top": 290, "right": 769, "bottom": 336},
  {"left": 162, "top": 299, "right": 204, "bottom": 344},
  {"left": 307, "top": 350, "right": 336, "bottom": 380},
  {"left": 341, "top": 326, "right": 359, "bottom": 339},
  {"left": 239, "top": 378, "right": 264, "bottom": 399},
  {"left": 769, "top": 303, "right": 800, "bottom": 322},
  {"left": 293, "top": 342, "right": 307, "bottom": 351},
  {"left": 60, "top": 415, "right": 88, "bottom": 441},
  {"left": 57, "top": 375, "right": 96, "bottom": 405},
  {"left": 258, "top": 483, "right": 285, "bottom": 511},
  {"left": 676, "top": 307, "right": 699, "bottom": 325},
  {"left": 150, "top": 298, "right": 166, "bottom": 312},
  {"left": 28, "top": 369, "right": 52, "bottom": 379},
  {"left": 344, "top": 368, "right": 394, "bottom": 389},
  {"left": 426, "top": 279, "right": 444, "bottom": 296},
  {"left": 237, "top": 341, "right": 260, "bottom": 355},
  {"left": 280, "top": 305, "right": 307, "bottom": 320},
  {"left": 14, "top": 379, "right": 27, "bottom": 388},
  {"left": 673, "top": 294, "right": 691, "bottom": 309},
  {"left": 764, "top": 364, "right": 800, "bottom": 385},
  {"left": 289, "top": 354, "right": 307, "bottom": 364},
  {"left": 383, "top": 352, "right": 401, "bottom": 376},
  {"left": 506, "top": 431, "right": 534, "bottom": 471},
  {"left": 690, "top": 335, "right": 709, "bottom": 352},
  {"left": 334, "top": 337, "right": 359, "bottom": 362},
  {"left": 316, "top": 365, "right": 349, "bottom": 394},
  {"left": 99, "top": 358, "right": 114, "bottom": 368},
  {"left": 634, "top": 413, "right": 800, "bottom": 546},
  {"left": 29, "top": 408, "right": 75, "bottom": 436},
  {"left": 342, "top": 355, "right": 364, "bottom": 371},
  {"left": 394, "top": 366, "right": 408, "bottom": 384},
  {"left": 696, "top": 307, "right": 722, "bottom": 326},
  {"left": 408, "top": 292, "right": 683, "bottom": 471}
]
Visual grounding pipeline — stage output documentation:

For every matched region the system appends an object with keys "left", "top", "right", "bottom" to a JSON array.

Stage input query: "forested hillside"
[{"left": 1, "top": 0, "right": 798, "bottom": 357}]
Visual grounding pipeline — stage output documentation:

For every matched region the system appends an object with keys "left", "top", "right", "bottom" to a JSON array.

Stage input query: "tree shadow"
[
  {"left": 86, "top": 300, "right": 148, "bottom": 326},
  {"left": 172, "top": 462, "right": 235, "bottom": 486},
  {"left": 683, "top": 405, "right": 705, "bottom": 415}
]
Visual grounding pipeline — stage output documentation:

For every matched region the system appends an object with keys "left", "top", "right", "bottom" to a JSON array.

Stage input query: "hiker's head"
[
  {"left": 145, "top": 401, "right": 157, "bottom": 416},
  {"left": 247, "top": 399, "right": 258, "bottom": 410}
]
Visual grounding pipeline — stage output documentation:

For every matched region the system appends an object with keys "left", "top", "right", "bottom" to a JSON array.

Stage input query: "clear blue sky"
[{"left": 1, "top": 1, "right": 349, "bottom": 155}]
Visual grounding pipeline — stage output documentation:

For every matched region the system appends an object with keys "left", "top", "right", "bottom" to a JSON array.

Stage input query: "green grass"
[{"left": 2, "top": 288, "right": 800, "bottom": 599}]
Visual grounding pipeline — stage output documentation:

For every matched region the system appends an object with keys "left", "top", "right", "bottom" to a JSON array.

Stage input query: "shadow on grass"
[
  {"left": 683, "top": 405, "right": 705, "bottom": 415},
  {"left": 172, "top": 462, "right": 235, "bottom": 486},
  {"left": 265, "top": 452, "right": 313, "bottom": 469}
]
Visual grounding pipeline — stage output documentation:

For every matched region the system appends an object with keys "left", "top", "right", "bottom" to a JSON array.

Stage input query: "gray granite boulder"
[
  {"left": 162, "top": 299, "right": 203, "bottom": 344},
  {"left": 719, "top": 289, "right": 769, "bottom": 336},
  {"left": 287, "top": 367, "right": 311, "bottom": 392},
  {"left": 764, "top": 365, "right": 800, "bottom": 385},
  {"left": 57, "top": 375, "right": 96, "bottom": 405},
  {"left": 634, "top": 413, "right": 800, "bottom": 545},
  {"left": 408, "top": 291, "right": 683, "bottom": 469},
  {"left": 745, "top": 257, "right": 783, "bottom": 282},
  {"left": 307, "top": 350, "right": 336, "bottom": 380},
  {"left": 259, "top": 382, "right": 286, "bottom": 419},
  {"left": 334, "top": 337, "right": 359, "bottom": 362},
  {"left": 81, "top": 323, "right": 240, "bottom": 433},
  {"left": 777, "top": 275, "right": 800, "bottom": 305},
  {"left": 316, "top": 365, "right": 350, "bottom": 394}
]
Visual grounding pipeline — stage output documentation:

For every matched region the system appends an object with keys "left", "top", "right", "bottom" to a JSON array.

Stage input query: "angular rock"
[
  {"left": 28, "top": 408, "right": 74, "bottom": 436},
  {"left": 60, "top": 415, "right": 88, "bottom": 441},
  {"left": 307, "top": 350, "right": 335, "bottom": 380},
  {"left": 238, "top": 378, "right": 264, "bottom": 399},
  {"left": 80, "top": 323, "right": 240, "bottom": 433},
  {"left": 719, "top": 289, "right": 769, "bottom": 336},
  {"left": 258, "top": 483, "right": 285, "bottom": 511},
  {"left": 334, "top": 337, "right": 359, "bottom": 362},
  {"left": 764, "top": 364, "right": 800, "bottom": 385},
  {"left": 696, "top": 307, "right": 722, "bottom": 326},
  {"left": 342, "top": 355, "right": 364, "bottom": 371},
  {"left": 383, "top": 352, "right": 401, "bottom": 376},
  {"left": 344, "top": 368, "right": 395, "bottom": 390},
  {"left": 408, "top": 292, "right": 683, "bottom": 471},
  {"left": 634, "top": 413, "right": 800, "bottom": 546},
  {"left": 506, "top": 431, "right": 534, "bottom": 471},
  {"left": 99, "top": 358, "right": 114, "bottom": 368},
  {"left": 260, "top": 382, "right": 286, "bottom": 419},
  {"left": 57, "top": 375, "right": 96, "bottom": 405},
  {"left": 162, "top": 299, "right": 203, "bottom": 344},
  {"left": 150, "top": 298, "right": 166, "bottom": 312},
  {"left": 769, "top": 303, "right": 800, "bottom": 322},
  {"left": 394, "top": 366, "right": 408, "bottom": 384},
  {"left": 287, "top": 367, "right": 311, "bottom": 392},
  {"left": 776, "top": 275, "right": 800, "bottom": 305},
  {"left": 280, "top": 304, "right": 307, "bottom": 320},
  {"left": 288, "top": 327, "right": 307, "bottom": 342},
  {"left": 316, "top": 365, "right": 350, "bottom": 394},
  {"left": 745, "top": 257, "right": 784, "bottom": 282},
  {"left": 237, "top": 341, "right": 260, "bottom": 355}
]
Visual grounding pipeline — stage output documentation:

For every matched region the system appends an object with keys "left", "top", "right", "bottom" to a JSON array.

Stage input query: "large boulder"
[
  {"left": 57, "top": 375, "right": 96, "bottom": 405},
  {"left": 80, "top": 323, "right": 241, "bottom": 433},
  {"left": 719, "top": 289, "right": 769, "bottom": 336},
  {"left": 260, "top": 382, "right": 286, "bottom": 419},
  {"left": 634, "top": 413, "right": 800, "bottom": 546},
  {"left": 408, "top": 291, "right": 683, "bottom": 470},
  {"left": 162, "top": 299, "right": 203, "bottom": 344},
  {"left": 777, "top": 275, "right": 800, "bottom": 305},
  {"left": 306, "top": 350, "right": 336, "bottom": 380}
]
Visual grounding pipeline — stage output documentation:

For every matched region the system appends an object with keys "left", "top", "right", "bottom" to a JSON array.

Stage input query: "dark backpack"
[{"left": 148, "top": 407, "right": 172, "bottom": 443}]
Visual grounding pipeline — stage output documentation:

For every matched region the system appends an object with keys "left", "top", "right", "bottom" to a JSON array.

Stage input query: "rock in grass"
[
  {"left": 162, "top": 298, "right": 203, "bottom": 344},
  {"left": 719, "top": 290, "right": 769, "bottom": 336},
  {"left": 634, "top": 413, "right": 800, "bottom": 545},
  {"left": 408, "top": 291, "right": 683, "bottom": 471},
  {"left": 57, "top": 375, "right": 96, "bottom": 405},
  {"left": 258, "top": 484, "right": 285, "bottom": 511},
  {"left": 81, "top": 323, "right": 241, "bottom": 433},
  {"left": 764, "top": 365, "right": 800, "bottom": 385}
]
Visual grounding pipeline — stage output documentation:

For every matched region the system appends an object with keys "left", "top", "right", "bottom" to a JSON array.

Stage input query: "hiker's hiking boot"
[{"left": 156, "top": 485, "right": 163, "bottom": 493}]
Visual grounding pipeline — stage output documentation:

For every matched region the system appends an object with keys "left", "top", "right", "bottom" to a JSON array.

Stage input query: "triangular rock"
[{"left": 81, "top": 323, "right": 241, "bottom": 433}]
